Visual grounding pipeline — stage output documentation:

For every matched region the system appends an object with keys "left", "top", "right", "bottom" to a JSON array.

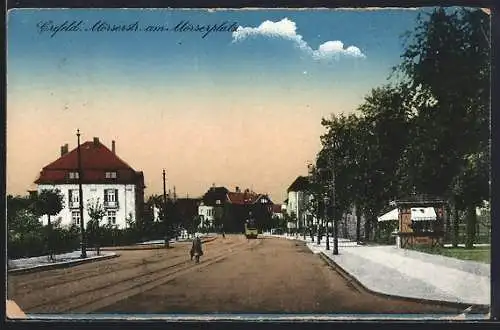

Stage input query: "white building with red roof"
[{"left": 33, "top": 137, "right": 145, "bottom": 229}]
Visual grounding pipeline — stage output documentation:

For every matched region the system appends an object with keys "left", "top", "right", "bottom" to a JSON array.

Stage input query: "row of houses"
[
  {"left": 151, "top": 185, "right": 285, "bottom": 232},
  {"left": 30, "top": 137, "right": 285, "bottom": 230}
]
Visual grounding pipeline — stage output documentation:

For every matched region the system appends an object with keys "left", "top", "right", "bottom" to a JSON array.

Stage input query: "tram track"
[
  {"left": 12, "top": 238, "right": 220, "bottom": 294},
  {"left": 18, "top": 237, "right": 261, "bottom": 313}
]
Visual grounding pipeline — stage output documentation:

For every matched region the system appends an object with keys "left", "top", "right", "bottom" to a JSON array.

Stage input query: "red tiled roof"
[
  {"left": 43, "top": 141, "right": 134, "bottom": 170},
  {"left": 226, "top": 192, "right": 274, "bottom": 205},
  {"left": 227, "top": 192, "right": 261, "bottom": 205},
  {"left": 35, "top": 140, "right": 142, "bottom": 185},
  {"left": 272, "top": 204, "right": 283, "bottom": 213}
]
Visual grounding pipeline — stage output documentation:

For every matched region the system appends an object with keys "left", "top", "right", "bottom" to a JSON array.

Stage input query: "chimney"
[
  {"left": 60, "top": 143, "right": 69, "bottom": 157},
  {"left": 93, "top": 137, "right": 99, "bottom": 146},
  {"left": 112, "top": 140, "right": 116, "bottom": 154}
]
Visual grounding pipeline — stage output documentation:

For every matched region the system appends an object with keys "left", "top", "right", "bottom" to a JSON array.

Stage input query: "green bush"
[{"left": 7, "top": 225, "right": 81, "bottom": 259}]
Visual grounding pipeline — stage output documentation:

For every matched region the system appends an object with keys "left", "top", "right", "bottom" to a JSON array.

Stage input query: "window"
[
  {"left": 70, "top": 190, "right": 79, "bottom": 203},
  {"left": 71, "top": 211, "right": 81, "bottom": 226},
  {"left": 105, "top": 171, "right": 117, "bottom": 179},
  {"left": 68, "top": 190, "right": 80, "bottom": 208},
  {"left": 104, "top": 189, "right": 119, "bottom": 208},
  {"left": 106, "top": 189, "right": 116, "bottom": 202},
  {"left": 69, "top": 172, "right": 79, "bottom": 179},
  {"left": 411, "top": 221, "right": 434, "bottom": 233},
  {"left": 107, "top": 210, "right": 116, "bottom": 225},
  {"left": 260, "top": 199, "right": 268, "bottom": 204}
]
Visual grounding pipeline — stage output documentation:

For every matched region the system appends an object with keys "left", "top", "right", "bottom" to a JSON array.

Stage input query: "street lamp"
[
  {"left": 77, "top": 129, "right": 87, "bottom": 259},
  {"left": 328, "top": 142, "right": 340, "bottom": 256},
  {"left": 324, "top": 193, "right": 330, "bottom": 250}
]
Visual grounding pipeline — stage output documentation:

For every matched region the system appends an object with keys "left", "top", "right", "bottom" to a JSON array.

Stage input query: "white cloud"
[{"left": 232, "top": 18, "right": 366, "bottom": 60}]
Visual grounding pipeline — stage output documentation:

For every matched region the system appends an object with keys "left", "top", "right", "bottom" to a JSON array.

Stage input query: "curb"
[
  {"left": 8, "top": 253, "right": 119, "bottom": 275},
  {"left": 317, "top": 252, "right": 490, "bottom": 314}
]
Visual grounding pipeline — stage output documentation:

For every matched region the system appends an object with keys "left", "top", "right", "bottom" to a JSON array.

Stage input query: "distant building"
[
  {"left": 286, "top": 176, "right": 310, "bottom": 230},
  {"left": 271, "top": 204, "right": 284, "bottom": 219},
  {"left": 225, "top": 187, "right": 273, "bottom": 232},
  {"left": 198, "top": 185, "right": 229, "bottom": 229},
  {"left": 198, "top": 185, "right": 274, "bottom": 232},
  {"left": 32, "top": 137, "right": 145, "bottom": 229},
  {"left": 198, "top": 202, "right": 215, "bottom": 228}
]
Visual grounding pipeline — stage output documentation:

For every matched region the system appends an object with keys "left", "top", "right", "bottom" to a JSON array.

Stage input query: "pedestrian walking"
[{"left": 190, "top": 235, "right": 203, "bottom": 260}]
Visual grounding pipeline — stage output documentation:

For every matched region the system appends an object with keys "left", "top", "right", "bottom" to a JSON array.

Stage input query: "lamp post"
[
  {"left": 315, "top": 166, "right": 321, "bottom": 245},
  {"left": 163, "top": 169, "right": 169, "bottom": 248},
  {"left": 302, "top": 199, "right": 307, "bottom": 241},
  {"left": 328, "top": 140, "right": 340, "bottom": 256},
  {"left": 77, "top": 129, "right": 87, "bottom": 259},
  {"left": 331, "top": 150, "right": 339, "bottom": 255},
  {"left": 324, "top": 193, "right": 330, "bottom": 250}
]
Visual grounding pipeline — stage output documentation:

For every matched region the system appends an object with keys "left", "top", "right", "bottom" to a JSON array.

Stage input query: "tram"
[{"left": 244, "top": 218, "right": 258, "bottom": 239}]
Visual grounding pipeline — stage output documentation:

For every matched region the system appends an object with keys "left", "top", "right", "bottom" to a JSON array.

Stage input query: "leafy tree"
[
  {"left": 7, "top": 195, "right": 43, "bottom": 236},
  {"left": 213, "top": 206, "right": 224, "bottom": 230},
  {"left": 395, "top": 8, "right": 490, "bottom": 248},
  {"left": 185, "top": 214, "right": 202, "bottom": 236},
  {"left": 33, "top": 189, "right": 64, "bottom": 261},
  {"left": 87, "top": 198, "right": 106, "bottom": 255}
]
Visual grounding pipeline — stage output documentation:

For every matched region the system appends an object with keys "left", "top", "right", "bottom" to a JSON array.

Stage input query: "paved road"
[{"left": 8, "top": 235, "right": 464, "bottom": 314}]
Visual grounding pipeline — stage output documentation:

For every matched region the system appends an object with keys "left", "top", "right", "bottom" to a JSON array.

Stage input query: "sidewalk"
[
  {"left": 262, "top": 233, "right": 490, "bottom": 307},
  {"left": 8, "top": 250, "right": 118, "bottom": 273}
]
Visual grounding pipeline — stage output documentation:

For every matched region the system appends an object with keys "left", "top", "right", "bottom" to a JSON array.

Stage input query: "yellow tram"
[{"left": 244, "top": 218, "right": 258, "bottom": 239}]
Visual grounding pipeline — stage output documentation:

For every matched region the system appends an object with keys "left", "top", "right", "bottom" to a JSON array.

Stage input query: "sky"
[{"left": 7, "top": 8, "right": 439, "bottom": 203}]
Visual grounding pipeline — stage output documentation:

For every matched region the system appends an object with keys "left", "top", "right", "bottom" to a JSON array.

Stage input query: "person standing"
[{"left": 190, "top": 235, "right": 203, "bottom": 260}]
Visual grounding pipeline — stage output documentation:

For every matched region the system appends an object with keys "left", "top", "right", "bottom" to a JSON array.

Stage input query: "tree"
[
  {"left": 33, "top": 189, "right": 64, "bottom": 261},
  {"left": 213, "top": 206, "right": 224, "bottom": 230},
  {"left": 185, "top": 215, "right": 202, "bottom": 235},
  {"left": 395, "top": 8, "right": 490, "bottom": 248},
  {"left": 7, "top": 195, "right": 43, "bottom": 235},
  {"left": 87, "top": 198, "right": 106, "bottom": 255}
]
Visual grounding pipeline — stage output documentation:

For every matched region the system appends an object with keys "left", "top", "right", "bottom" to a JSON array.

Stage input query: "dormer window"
[
  {"left": 69, "top": 171, "right": 79, "bottom": 179},
  {"left": 105, "top": 171, "right": 117, "bottom": 179}
]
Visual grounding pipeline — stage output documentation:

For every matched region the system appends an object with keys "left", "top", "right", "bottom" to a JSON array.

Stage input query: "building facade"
[
  {"left": 286, "top": 176, "right": 310, "bottom": 231},
  {"left": 198, "top": 203, "right": 215, "bottom": 228},
  {"left": 33, "top": 137, "right": 145, "bottom": 229}
]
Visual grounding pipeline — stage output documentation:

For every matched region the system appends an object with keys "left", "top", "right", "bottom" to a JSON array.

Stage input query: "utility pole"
[
  {"left": 163, "top": 169, "right": 169, "bottom": 248},
  {"left": 324, "top": 192, "right": 330, "bottom": 250},
  {"left": 331, "top": 150, "right": 339, "bottom": 255},
  {"left": 77, "top": 129, "right": 87, "bottom": 259},
  {"left": 296, "top": 199, "right": 299, "bottom": 238},
  {"left": 316, "top": 195, "right": 321, "bottom": 245},
  {"left": 302, "top": 198, "right": 306, "bottom": 241}
]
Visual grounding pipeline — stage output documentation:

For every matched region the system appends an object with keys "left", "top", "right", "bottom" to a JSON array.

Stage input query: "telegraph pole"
[
  {"left": 324, "top": 192, "right": 330, "bottom": 250},
  {"left": 77, "top": 129, "right": 87, "bottom": 259},
  {"left": 302, "top": 201, "right": 307, "bottom": 241},
  {"left": 163, "top": 169, "right": 169, "bottom": 248},
  {"left": 315, "top": 167, "right": 321, "bottom": 245},
  {"left": 331, "top": 151, "right": 339, "bottom": 255},
  {"left": 316, "top": 196, "right": 321, "bottom": 245}
]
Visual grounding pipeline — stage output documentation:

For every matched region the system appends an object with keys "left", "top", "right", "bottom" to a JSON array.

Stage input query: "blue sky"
[
  {"left": 7, "top": 8, "right": 445, "bottom": 200},
  {"left": 8, "top": 9, "right": 426, "bottom": 92}
]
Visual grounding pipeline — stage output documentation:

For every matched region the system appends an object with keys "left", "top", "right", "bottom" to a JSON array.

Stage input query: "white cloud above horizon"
[{"left": 232, "top": 18, "right": 366, "bottom": 60}]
